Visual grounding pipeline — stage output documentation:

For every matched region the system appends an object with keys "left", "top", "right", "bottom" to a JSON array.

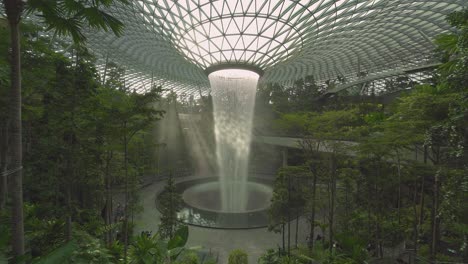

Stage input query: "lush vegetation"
[
  {"left": 158, "top": 173, "right": 184, "bottom": 239},
  {"left": 228, "top": 250, "right": 248, "bottom": 264},
  {"left": 0, "top": 15, "right": 208, "bottom": 264},
  {"left": 1, "top": 1, "right": 466, "bottom": 263},
  {"left": 261, "top": 9, "right": 467, "bottom": 264}
]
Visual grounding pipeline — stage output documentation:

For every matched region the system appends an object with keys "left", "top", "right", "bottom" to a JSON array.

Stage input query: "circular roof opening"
[{"left": 136, "top": 0, "right": 311, "bottom": 70}]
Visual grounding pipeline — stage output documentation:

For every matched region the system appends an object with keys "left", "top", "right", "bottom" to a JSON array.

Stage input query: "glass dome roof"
[
  {"left": 85, "top": 0, "right": 467, "bottom": 94},
  {"left": 137, "top": 0, "right": 312, "bottom": 69}
]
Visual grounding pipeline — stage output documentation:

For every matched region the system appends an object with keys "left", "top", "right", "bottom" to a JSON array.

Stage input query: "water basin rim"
[
  {"left": 158, "top": 176, "right": 273, "bottom": 215},
  {"left": 156, "top": 176, "right": 274, "bottom": 229},
  {"left": 205, "top": 63, "right": 264, "bottom": 77},
  {"left": 181, "top": 180, "right": 273, "bottom": 214}
]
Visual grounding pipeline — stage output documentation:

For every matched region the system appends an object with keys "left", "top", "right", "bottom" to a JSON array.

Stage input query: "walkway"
[{"left": 132, "top": 176, "right": 311, "bottom": 264}]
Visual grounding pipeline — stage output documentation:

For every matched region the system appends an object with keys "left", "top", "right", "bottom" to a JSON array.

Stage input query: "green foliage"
[
  {"left": 258, "top": 249, "right": 311, "bottom": 264},
  {"left": 274, "top": 112, "right": 316, "bottom": 135},
  {"left": 0, "top": 16, "right": 165, "bottom": 261},
  {"left": 26, "top": 0, "right": 128, "bottom": 44},
  {"left": 1, "top": 6, "right": 467, "bottom": 264},
  {"left": 128, "top": 226, "right": 190, "bottom": 264},
  {"left": 158, "top": 173, "right": 184, "bottom": 239},
  {"left": 271, "top": 166, "right": 309, "bottom": 219},
  {"left": 437, "top": 9, "right": 468, "bottom": 90},
  {"left": 108, "top": 240, "right": 124, "bottom": 263},
  {"left": 33, "top": 230, "right": 113, "bottom": 264},
  {"left": 256, "top": 75, "right": 324, "bottom": 115},
  {"left": 306, "top": 109, "right": 363, "bottom": 140},
  {"left": 34, "top": 240, "right": 78, "bottom": 264},
  {"left": 129, "top": 233, "right": 166, "bottom": 264},
  {"left": 69, "top": 231, "right": 114, "bottom": 263},
  {"left": 275, "top": 107, "right": 367, "bottom": 140},
  {"left": 258, "top": 249, "right": 279, "bottom": 264},
  {"left": 265, "top": 10, "right": 468, "bottom": 263},
  {"left": 0, "top": 215, "right": 10, "bottom": 263},
  {"left": 28, "top": 219, "right": 66, "bottom": 256},
  {"left": 167, "top": 226, "right": 189, "bottom": 250},
  {"left": 203, "top": 259, "right": 217, "bottom": 264},
  {"left": 96, "top": 222, "right": 123, "bottom": 237},
  {"left": 174, "top": 251, "right": 199, "bottom": 264},
  {"left": 228, "top": 249, "right": 248, "bottom": 264},
  {"left": 334, "top": 233, "right": 368, "bottom": 263}
]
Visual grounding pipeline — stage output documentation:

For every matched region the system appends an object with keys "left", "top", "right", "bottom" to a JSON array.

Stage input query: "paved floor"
[{"left": 133, "top": 177, "right": 311, "bottom": 264}]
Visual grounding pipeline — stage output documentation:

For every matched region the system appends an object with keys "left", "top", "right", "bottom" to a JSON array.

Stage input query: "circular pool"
[
  {"left": 156, "top": 177, "right": 273, "bottom": 229},
  {"left": 182, "top": 181, "right": 272, "bottom": 213}
]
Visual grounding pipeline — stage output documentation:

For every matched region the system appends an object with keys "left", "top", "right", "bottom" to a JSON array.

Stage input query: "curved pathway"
[{"left": 133, "top": 177, "right": 311, "bottom": 264}]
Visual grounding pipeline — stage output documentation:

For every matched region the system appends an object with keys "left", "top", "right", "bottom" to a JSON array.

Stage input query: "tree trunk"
[
  {"left": 376, "top": 165, "right": 383, "bottom": 258},
  {"left": 104, "top": 151, "right": 113, "bottom": 246},
  {"left": 376, "top": 185, "right": 383, "bottom": 259},
  {"left": 396, "top": 149, "right": 402, "bottom": 225},
  {"left": 429, "top": 146, "right": 441, "bottom": 262},
  {"left": 328, "top": 156, "right": 336, "bottom": 254},
  {"left": 419, "top": 146, "right": 427, "bottom": 228},
  {"left": 345, "top": 180, "right": 349, "bottom": 225},
  {"left": 282, "top": 223, "right": 285, "bottom": 253},
  {"left": 65, "top": 182, "right": 72, "bottom": 241},
  {"left": 463, "top": 234, "right": 468, "bottom": 263},
  {"left": 419, "top": 176, "right": 425, "bottom": 227},
  {"left": 367, "top": 181, "right": 372, "bottom": 241},
  {"left": 123, "top": 127, "right": 129, "bottom": 263},
  {"left": 308, "top": 165, "right": 318, "bottom": 254},
  {"left": 295, "top": 214, "right": 299, "bottom": 248},
  {"left": 0, "top": 122, "right": 9, "bottom": 211},
  {"left": 430, "top": 169, "right": 440, "bottom": 261},
  {"left": 0, "top": 167, "right": 6, "bottom": 212},
  {"left": 412, "top": 183, "right": 419, "bottom": 256},
  {"left": 4, "top": 0, "right": 25, "bottom": 257},
  {"left": 169, "top": 174, "right": 174, "bottom": 239},
  {"left": 287, "top": 175, "right": 291, "bottom": 257},
  {"left": 64, "top": 51, "right": 79, "bottom": 242}
]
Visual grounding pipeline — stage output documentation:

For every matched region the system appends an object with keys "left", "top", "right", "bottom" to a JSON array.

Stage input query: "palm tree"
[{"left": 2, "top": 0, "right": 127, "bottom": 258}]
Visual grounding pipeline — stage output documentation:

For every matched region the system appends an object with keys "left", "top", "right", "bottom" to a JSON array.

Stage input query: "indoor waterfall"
[{"left": 208, "top": 69, "right": 259, "bottom": 213}]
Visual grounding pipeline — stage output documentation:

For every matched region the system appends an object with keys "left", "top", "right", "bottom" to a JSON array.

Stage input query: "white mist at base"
[{"left": 208, "top": 69, "right": 259, "bottom": 213}]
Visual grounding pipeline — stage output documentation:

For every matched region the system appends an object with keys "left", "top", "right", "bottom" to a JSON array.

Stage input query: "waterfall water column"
[{"left": 208, "top": 69, "right": 259, "bottom": 213}]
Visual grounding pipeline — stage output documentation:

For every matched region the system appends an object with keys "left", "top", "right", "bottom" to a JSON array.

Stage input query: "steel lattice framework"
[{"left": 85, "top": 0, "right": 467, "bottom": 94}]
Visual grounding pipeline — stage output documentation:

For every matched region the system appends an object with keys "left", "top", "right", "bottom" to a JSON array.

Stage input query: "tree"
[
  {"left": 268, "top": 166, "right": 308, "bottom": 256},
  {"left": 268, "top": 171, "right": 289, "bottom": 253},
  {"left": 2, "top": 0, "right": 126, "bottom": 257},
  {"left": 0, "top": 19, "right": 10, "bottom": 211},
  {"left": 158, "top": 173, "right": 183, "bottom": 239},
  {"left": 388, "top": 86, "right": 459, "bottom": 260},
  {"left": 97, "top": 83, "right": 163, "bottom": 258},
  {"left": 3, "top": 1, "right": 25, "bottom": 256}
]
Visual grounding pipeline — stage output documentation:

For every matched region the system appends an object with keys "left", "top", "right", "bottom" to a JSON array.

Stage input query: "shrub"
[{"left": 228, "top": 249, "right": 248, "bottom": 264}]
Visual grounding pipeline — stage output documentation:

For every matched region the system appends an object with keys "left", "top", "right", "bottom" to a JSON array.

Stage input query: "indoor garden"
[{"left": 0, "top": 0, "right": 467, "bottom": 263}]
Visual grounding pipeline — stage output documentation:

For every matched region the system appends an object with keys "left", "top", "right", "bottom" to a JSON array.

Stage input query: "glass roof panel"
[{"left": 82, "top": 0, "right": 467, "bottom": 94}]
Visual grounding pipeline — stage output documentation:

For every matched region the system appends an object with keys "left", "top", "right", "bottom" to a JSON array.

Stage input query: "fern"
[
  {"left": 33, "top": 240, "right": 78, "bottom": 264},
  {"left": 96, "top": 222, "right": 123, "bottom": 236}
]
